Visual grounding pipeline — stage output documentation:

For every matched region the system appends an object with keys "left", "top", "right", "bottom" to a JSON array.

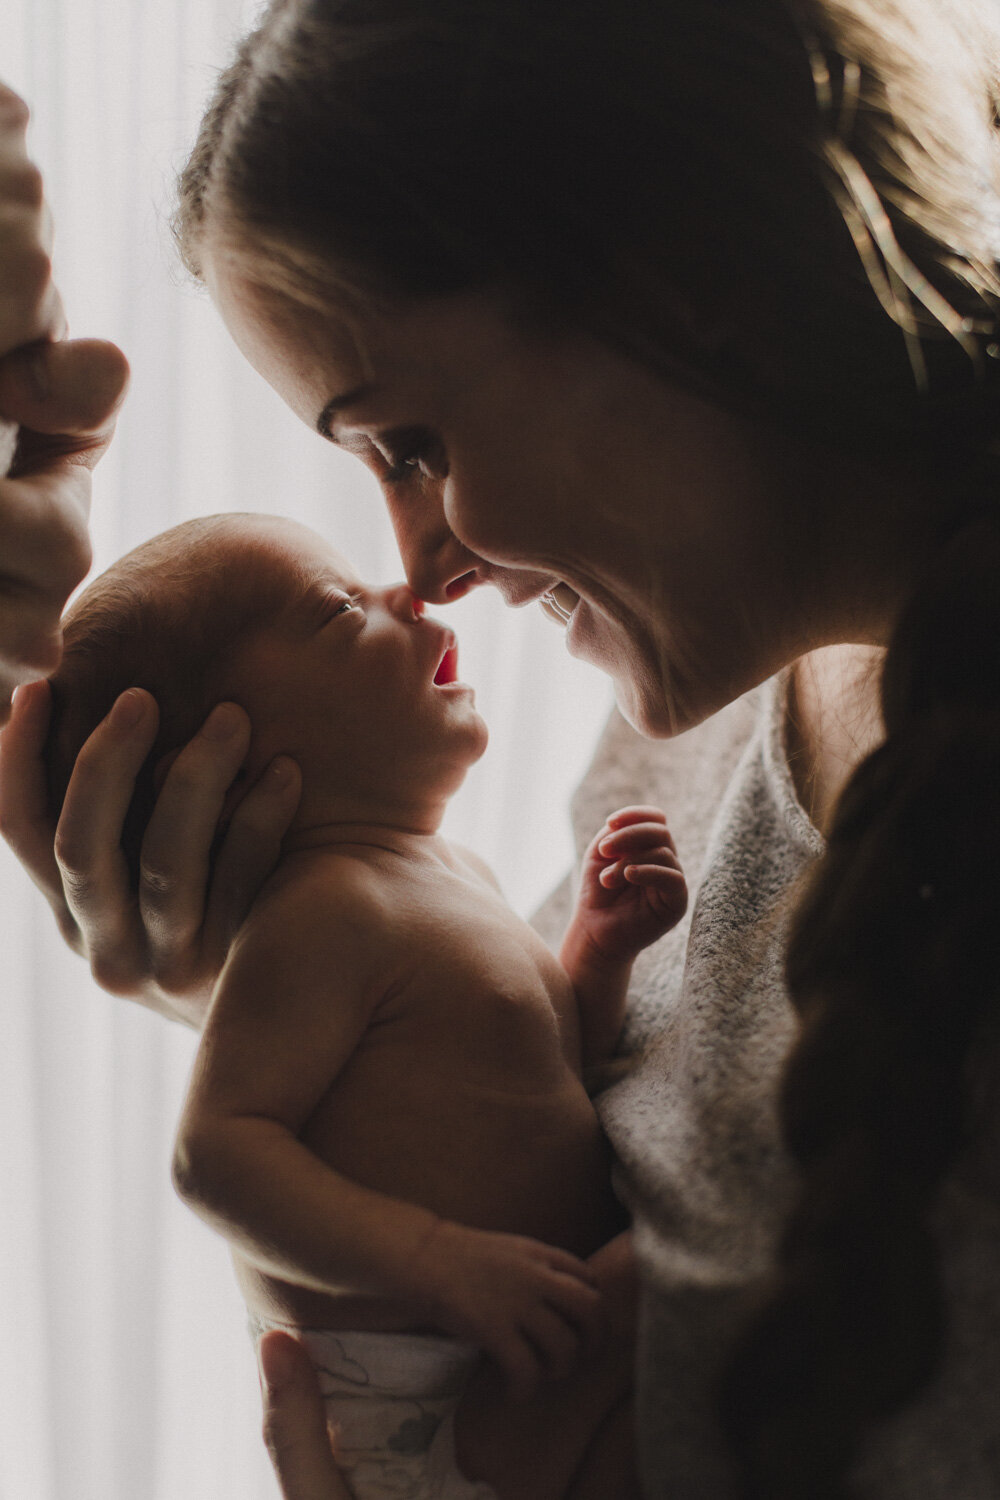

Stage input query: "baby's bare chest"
[{"left": 374, "top": 887, "right": 579, "bottom": 1083}]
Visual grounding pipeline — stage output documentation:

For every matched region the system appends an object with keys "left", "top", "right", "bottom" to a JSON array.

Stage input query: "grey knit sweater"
[{"left": 535, "top": 673, "right": 1000, "bottom": 1499}]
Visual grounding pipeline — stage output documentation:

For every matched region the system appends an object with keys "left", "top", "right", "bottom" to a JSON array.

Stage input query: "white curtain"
[{"left": 0, "top": 3, "right": 613, "bottom": 1496}]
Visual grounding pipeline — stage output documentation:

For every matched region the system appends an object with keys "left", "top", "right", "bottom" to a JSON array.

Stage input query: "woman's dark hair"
[{"left": 174, "top": 1, "right": 1000, "bottom": 1490}]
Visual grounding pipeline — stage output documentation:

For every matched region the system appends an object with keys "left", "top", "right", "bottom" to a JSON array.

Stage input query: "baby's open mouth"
[
  {"left": 540, "top": 582, "right": 580, "bottom": 626},
  {"left": 434, "top": 632, "right": 459, "bottom": 685}
]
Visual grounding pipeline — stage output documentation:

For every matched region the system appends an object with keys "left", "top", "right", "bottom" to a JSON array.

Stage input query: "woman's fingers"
[
  {"left": 137, "top": 703, "right": 251, "bottom": 966},
  {"left": 0, "top": 678, "right": 78, "bottom": 936},
  {"left": 0, "top": 337, "right": 130, "bottom": 465},
  {"left": 0, "top": 339, "right": 130, "bottom": 718},
  {"left": 202, "top": 754, "right": 301, "bottom": 967},
  {"left": 0, "top": 84, "right": 63, "bottom": 353},
  {"left": 53, "top": 690, "right": 159, "bottom": 986},
  {"left": 258, "top": 1332, "right": 352, "bottom": 1500}
]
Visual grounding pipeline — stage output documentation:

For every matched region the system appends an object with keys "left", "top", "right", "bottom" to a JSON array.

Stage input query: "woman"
[{"left": 3, "top": 0, "right": 1000, "bottom": 1494}]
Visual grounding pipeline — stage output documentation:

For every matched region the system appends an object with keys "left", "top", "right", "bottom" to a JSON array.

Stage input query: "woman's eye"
[
  {"left": 331, "top": 595, "right": 361, "bottom": 618},
  {"left": 377, "top": 428, "right": 446, "bottom": 486}
]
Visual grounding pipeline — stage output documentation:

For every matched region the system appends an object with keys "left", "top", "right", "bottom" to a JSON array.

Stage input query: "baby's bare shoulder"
[
  {"left": 447, "top": 841, "right": 504, "bottom": 895},
  {"left": 237, "top": 850, "right": 405, "bottom": 966}
]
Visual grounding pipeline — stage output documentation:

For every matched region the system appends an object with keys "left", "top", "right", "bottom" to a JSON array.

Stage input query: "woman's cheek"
[{"left": 443, "top": 474, "right": 510, "bottom": 559}]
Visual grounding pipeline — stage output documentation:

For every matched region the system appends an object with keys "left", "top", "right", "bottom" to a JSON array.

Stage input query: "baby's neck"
[{"left": 282, "top": 815, "right": 451, "bottom": 863}]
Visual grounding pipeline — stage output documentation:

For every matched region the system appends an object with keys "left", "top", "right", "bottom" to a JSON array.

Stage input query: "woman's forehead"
[{"left": 205, "top": 238, "right": 529, "bottom": 422}]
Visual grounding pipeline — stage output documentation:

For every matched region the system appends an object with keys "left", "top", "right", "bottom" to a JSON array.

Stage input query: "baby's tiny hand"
[
  {"left": 414, "top": 1221, "right": 603, "bottom": 1401},
  {"left": 573, "top": 805, "right": 687, "bottom": 963}
]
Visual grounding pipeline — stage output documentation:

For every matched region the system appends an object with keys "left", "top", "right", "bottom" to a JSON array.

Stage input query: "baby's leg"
[{"left": 453, "top": 1232, "right": 640, "bottom": 1500}]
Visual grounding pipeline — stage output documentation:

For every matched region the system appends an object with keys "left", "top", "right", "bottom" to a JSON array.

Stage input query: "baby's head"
[{"left": 46, "top": 513, "right": 487, "bottom": 884}]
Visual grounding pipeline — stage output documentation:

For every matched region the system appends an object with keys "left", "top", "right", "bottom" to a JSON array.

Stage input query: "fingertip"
[
  {"left": 110, "top": 686, "right": 155, "bottom": 732},
  {"left": 264, "top": 754, "right": 301, "bottom": 794},
  {"left": 200, "top": 701, "right": 248, "bottom": 743},
  {"left": 11, "top": 675, "right": 50, "bottom": 719},
  {"left": 258, "top": 1329, "right": 300, "bottom": 1396}
]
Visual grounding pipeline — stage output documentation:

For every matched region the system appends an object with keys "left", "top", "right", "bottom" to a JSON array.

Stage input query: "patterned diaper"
[{"left": 252, "top": 1320, "right": 497, "bottom": 1499}]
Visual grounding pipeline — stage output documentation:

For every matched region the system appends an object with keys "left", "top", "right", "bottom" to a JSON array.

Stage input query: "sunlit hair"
[
  {"left": 173, "top": 1, "right": 1000, "bottom": 1490},
  {"left": 45, "top": 516, "right": 292, "bottom": 887}
]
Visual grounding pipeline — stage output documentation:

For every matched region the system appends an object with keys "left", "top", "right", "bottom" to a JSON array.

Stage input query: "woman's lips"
[{"left": 540, "top": 582, "right": 581, "bottom": 626}]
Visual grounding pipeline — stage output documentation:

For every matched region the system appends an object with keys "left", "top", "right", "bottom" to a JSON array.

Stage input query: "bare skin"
[
  {"left": 0, "top": 83, "right": 128, "bottom": 722},
  {"left": 0, "top": 93, "right": 954, "bottom": 1499},
  {"left": 93, "top": 515, "right": 686, "bottom": 1493}
]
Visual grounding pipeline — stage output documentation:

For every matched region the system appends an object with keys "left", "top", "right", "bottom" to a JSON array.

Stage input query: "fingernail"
[
  {"left": 266, "top": 756, "right": 296, "bottom": 789},
  {"left": 258, "top": 1333, "right": 294, "bottom": 1392},
  {"left": 203, "top": 703, "right": 243, "bottom": 741},
  {"left": 113, "top": 689, "right": 147, "bottom": 729}
]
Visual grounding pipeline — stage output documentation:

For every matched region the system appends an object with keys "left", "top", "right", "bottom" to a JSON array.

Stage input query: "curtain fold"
[{"left": 1, "top": 2, "right": 612, "bottom": 1496}]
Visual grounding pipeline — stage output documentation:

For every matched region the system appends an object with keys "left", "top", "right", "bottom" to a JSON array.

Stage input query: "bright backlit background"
[{"left": 0, "top": 3, "right": 612, "bottom": 1495}]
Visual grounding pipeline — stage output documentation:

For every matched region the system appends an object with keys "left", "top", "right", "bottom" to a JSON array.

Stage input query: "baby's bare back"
[{"left": 237, "top": 846, "right": 621, "bottom": 1331}]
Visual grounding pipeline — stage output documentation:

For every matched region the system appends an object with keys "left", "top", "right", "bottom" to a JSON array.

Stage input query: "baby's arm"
[
  {"left": 560, "top": 806, "right": 687, "bottom": 1068},
  {"left": 172, "top": 864, "right": 601, "bottom": 1397}
]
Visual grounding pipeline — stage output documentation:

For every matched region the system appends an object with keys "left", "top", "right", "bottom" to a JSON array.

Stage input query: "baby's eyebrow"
[{"left": 316, "top": 384, "right": 377, "bottom": 441}]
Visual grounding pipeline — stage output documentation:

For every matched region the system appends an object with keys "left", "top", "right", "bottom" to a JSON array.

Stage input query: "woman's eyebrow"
[{"left": 316, "top": 385, "right": 376, "bottom": 441}]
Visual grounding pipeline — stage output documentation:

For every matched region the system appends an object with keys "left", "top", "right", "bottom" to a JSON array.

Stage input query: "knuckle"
[
  {"left": 5, "top": 160, "right": 44, "bottom": 209},
  {"left": 138, "top": 854, "right": 178, "bottom": 899},
  {"left": 3, "top": 236, "right": 52, "bottom": 302},
  {"left": 260, "top": 1411, "right": 296, "bottom": 1469},
  {"left": 89, "top": 950, "right": 131, "bottom": 996},
  {"left": 53, "top": 823, "right": 89, "bottom": 883},
  {"left": 0, "top": 88, "right": 30, "bottom": 129}
]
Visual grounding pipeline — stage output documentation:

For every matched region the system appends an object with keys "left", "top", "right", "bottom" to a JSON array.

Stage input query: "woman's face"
[{"left": 205, "top": 244, "right": 840, "bottom": 736}]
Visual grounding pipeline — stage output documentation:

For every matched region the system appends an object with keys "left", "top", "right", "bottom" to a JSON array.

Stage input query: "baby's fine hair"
[
  {"left": 171, "top": 1, "right": 1000, "bottom": 1491},
  {"left": 45, "top": 515, "right": 290, "bottom": 887}
]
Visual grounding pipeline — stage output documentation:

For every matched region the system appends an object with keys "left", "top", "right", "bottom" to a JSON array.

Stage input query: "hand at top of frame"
[
  {"left": 0, "top": 84, "right": 300, "bottom": 1027},
  {"left": 0, "top": 82, "right": 129, "bottom": 719}
]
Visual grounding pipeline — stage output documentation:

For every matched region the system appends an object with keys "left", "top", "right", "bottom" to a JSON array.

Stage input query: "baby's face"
[{"left": 223, "top": 518, "right": 488, "bottom": 818}]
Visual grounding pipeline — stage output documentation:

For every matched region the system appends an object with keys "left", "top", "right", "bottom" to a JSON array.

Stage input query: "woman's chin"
[{"left": 612, "top": 678, "right": 679, "bottom": 739}]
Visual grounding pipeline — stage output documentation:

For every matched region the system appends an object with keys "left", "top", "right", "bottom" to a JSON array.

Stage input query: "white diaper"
[{"left": 251, "top": 1320, "right": 497, "bottom": 1500}]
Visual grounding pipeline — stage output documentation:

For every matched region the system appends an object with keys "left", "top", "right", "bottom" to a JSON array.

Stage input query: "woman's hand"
[
  {"left": 258, "top": 1331, "right": 353, "bottom": 1500},
  {"left": 0, "top": 682, "right": 302, "bottom": 1027},
  {"left": 0, "top": 82, "right": 129, "bottom": 720}
]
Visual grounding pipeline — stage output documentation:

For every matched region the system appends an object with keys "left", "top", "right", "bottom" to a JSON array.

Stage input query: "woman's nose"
[
  {"left": 382, "top": 583, "right": 424, "bottom": 622},
  {"left": 385, "top": 487, "right": 482, "bottom": 605}
]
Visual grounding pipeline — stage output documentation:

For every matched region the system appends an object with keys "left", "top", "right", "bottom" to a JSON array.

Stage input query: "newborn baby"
[{"left": 45, "top": 513, "right": 687, "bottom": 1500}]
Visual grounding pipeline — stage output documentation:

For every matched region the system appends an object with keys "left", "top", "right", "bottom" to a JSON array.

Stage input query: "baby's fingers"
[
  {"left": 521, "top": 1303, "right": 583, "bottom": 1386},
  {"left": 541, "top": 1261, "right": 604, "bottom": 1343},
  {"left": 624, "top": 863, "right": 689, "bottom": 916},
  {"left": 598, "top": 819, "right": 677, "bottom": 860},
  {"left": 604, "top": 805, "right": 668, "bottom": 832},
  {"left": 492, "top": 1332, "right": 546, "bottom": 1404}
]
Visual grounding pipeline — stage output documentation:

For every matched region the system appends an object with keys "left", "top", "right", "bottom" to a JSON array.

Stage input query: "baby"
[{"left": 45, "top": 512, "right": 688, "bottom": 1500}]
